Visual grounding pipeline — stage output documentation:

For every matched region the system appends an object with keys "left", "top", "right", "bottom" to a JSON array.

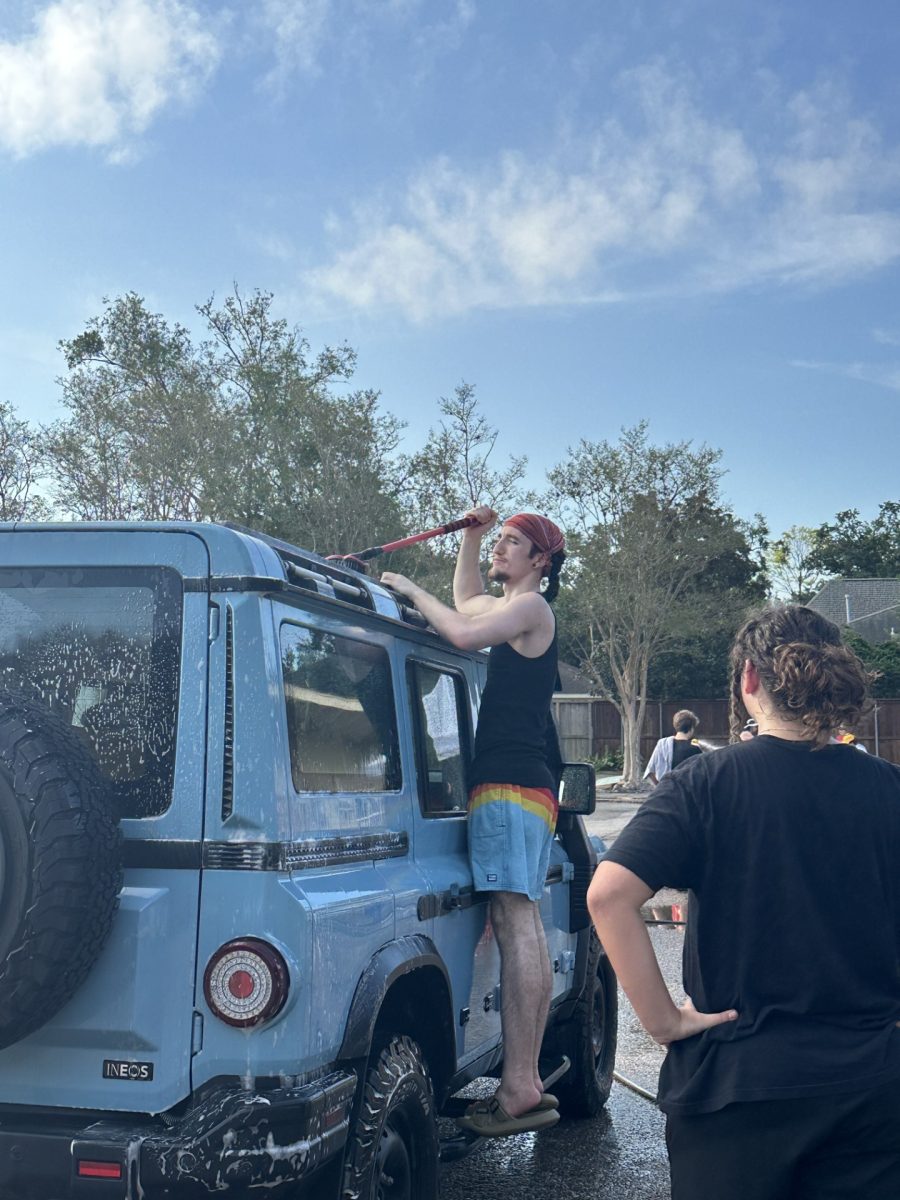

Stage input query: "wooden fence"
[{"left": 552, "top": 696, "right": 900, "bottom": 767}]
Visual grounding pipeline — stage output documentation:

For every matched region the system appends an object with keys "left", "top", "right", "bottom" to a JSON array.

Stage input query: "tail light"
[
  {"left": 204, "top": 938, "right": 289, "bottom": 1027},
  {"left": 77, "top": 1161, "right": 123, "bottom": 1180}
]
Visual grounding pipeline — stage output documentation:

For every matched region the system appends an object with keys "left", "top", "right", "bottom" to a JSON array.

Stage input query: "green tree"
[
  {"left": 0, "top": 401, "right": 49, "bottom": 520},
  {"left": 394, "top": 383, "right": 531, "bottom": 597},
  {"left": 549, "top": 423, "right": 755, "bottom": 786},
  {"left": 45, "top": 289, "right": 406, "bottom": 551},
  {"left": 647, "top": 518, "right": 768, "bottom": 698},
  {"left": 646, "top": 632, "right": 733, "bottom": 699},
  {"left": 47, "top": 292, "right": 219, "bottom": 520},
  {"left": 768, "top": 525, "right": 824, "bottom": 603},
  {"left": 844, "top": 631, "right": 900, "bottom": 697},
  {"left": 810, "top": 503, "right": 900, "bottom": 579},
  {"left": 196, "top": 289, "right": 405, "bottom": 554}
]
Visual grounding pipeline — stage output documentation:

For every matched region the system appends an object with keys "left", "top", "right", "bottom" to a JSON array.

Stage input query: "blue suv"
[{"left": 0, "top": 521, "right": 616, "bottom": 1200}]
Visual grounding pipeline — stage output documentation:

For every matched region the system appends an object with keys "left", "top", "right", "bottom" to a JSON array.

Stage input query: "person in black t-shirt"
[
  {"left": 643, "top": 708, "right": 703, "bottom": 784},
  {"left": 588, "top": 604, "right": 900, "bottom": 1200}
]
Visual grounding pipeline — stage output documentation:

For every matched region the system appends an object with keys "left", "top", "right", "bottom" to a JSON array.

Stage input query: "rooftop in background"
[
  {"left": 809, "top": 579, "right": 900, "bottom": 644},
  {"left": 556, "top": 661, "right": 596, "bottom": 696}
]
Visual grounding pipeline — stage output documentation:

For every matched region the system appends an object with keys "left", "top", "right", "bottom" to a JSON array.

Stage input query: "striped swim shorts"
[{"left": 468, "top": 782, "right": 558, "bottom": 902}]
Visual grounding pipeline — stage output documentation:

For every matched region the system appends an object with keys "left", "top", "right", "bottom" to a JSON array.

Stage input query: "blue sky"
[{"left": 1, "top": 0, "right": 899, "bottom": 538}]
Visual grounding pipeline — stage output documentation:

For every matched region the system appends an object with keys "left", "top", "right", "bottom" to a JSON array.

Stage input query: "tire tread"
[{"left": 0, "top": 692, "right": 121, "bottom": 1047}]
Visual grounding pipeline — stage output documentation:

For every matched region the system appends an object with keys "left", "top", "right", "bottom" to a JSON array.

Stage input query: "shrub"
[{"left": 589, "top": 748, "right": 624, "bottom": 772}]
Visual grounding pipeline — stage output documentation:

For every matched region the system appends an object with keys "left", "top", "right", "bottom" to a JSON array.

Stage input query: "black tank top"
[{"left": 469, "top": 616, "right": 560, "bottom": 791}]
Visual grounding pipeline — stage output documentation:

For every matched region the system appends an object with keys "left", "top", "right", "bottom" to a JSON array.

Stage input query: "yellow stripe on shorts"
[{"left": 468, "top": 783, "right": 557, "bottom": 832}]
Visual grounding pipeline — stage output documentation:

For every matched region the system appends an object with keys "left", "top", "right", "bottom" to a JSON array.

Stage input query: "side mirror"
[{"left": 558, "top": 762, "right": 596, "bottom": 815}]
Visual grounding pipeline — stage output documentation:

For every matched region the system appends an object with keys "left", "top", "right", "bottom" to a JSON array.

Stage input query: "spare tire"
[{"left": 0, "top": 691, "right": 122, "bottom": 1050}]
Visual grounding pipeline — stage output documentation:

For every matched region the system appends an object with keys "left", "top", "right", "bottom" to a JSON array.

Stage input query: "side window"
[
  {"left": 408, "top": 662, "right": 470, "bottom": 816},
  {"left": 281, "top": 624, "right": 401, "bottom": 793}
]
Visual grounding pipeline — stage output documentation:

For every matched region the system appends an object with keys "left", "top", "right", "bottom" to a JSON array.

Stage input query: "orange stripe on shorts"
[{"left": 469, "top": 782, "right": 558, "bottom": 831}]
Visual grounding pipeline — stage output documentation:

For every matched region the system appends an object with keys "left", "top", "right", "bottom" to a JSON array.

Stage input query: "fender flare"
[{"left": 339, "top": 934, "right": 453, "bottom": 1063}]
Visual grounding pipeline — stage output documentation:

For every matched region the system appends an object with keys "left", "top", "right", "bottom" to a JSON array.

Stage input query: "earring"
[{"left": 539, "top": 576, "right": 549, "bottom": 593}]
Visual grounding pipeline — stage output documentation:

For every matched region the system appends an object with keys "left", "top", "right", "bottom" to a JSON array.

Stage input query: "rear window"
[{"left": 0, "top": 567, "right": 182, "bottom": 818}]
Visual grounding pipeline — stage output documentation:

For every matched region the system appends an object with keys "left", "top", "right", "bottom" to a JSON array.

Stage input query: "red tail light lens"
[
  {"left": 77, "top": 1161, "right": 123, "bottom": 1179},
  {"left": 204, "top": 938, "right": 289, "bottom": 1027}
]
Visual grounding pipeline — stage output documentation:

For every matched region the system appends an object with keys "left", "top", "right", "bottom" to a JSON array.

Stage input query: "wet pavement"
[
  {"left": 440, "top": 1083, "right": 669, "bottom": 1200},
  {"left": 442, "top": 790, "right": 689, "bottom": 1200},
  {"left": 583, "top": 796, "right": 645, "bottom": 850}
]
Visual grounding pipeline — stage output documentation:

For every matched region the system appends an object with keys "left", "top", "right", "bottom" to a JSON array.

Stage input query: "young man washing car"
[{"left": 382, "top": 505, "right": 565, "bottom": 1137}]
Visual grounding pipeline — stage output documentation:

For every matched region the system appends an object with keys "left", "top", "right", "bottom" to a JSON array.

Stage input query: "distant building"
[
  {"left": 555, "top": 661, "right": 596, "bottom": 695},
  {"left": 808, "top": 579, "right": 900, "bottom": 643}
]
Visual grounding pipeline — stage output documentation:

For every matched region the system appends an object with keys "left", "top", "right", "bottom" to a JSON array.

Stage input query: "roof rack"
[
  {"left": 222, "top": 521, "right": 378, "bottom": 611},
  {"left": 221, "top": 522, "right": 435, "bottom": 634}
]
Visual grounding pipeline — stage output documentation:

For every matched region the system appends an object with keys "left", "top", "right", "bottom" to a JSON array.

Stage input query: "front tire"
[
  {"left": 554, "top": 931, "right": 617, "bottom": 1118},
  {"left": 342, "top": 1034, "right": 439, "bottom": 1200}
]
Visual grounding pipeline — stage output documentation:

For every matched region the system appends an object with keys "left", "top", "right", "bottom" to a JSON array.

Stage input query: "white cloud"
[
  {"left": 305, "top": 68, "right": 900, "bottom": 321},
  {"left": 792, "top": 359, "right": 900, "bottom": 394},
  {"left": 0, "top": 0, "right": 221, "bottom": 157},
  {"left": 256, "top": 0, "right": 475, "bottom": 89},
  {"left": 410, "top": 0, "right": 475, "bottom": 74},
  {"left": 258, "top": 0, "right": 331, "bottom": 89},
  {"left": 247, "top": 229, "right": 297, "bottom": 263}
]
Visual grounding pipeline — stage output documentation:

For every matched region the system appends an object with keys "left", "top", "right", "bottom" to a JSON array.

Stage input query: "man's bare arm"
[
  {"left": 453, "top": 506, "right": 498, "bottom": 615},
  {"left": 380, "top": 576, "right": 547, "bottom": 652}
]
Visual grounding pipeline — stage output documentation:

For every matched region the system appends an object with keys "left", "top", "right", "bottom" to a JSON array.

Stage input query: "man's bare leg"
[
  {"left": 530, "top": 904, "right": 552, "bottom": 1095},
  {"left": 490, "top": 891, "right": 551, "bottom": 1116}
]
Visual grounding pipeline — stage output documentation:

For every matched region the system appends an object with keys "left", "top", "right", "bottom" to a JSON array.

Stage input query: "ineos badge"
[{"left": 103, "top": 1059, "right": 154, "bottom": 1082}]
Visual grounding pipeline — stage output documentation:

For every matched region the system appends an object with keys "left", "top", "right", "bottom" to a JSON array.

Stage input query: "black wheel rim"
[
  {"left": 591, "top": 968, "right": 606, "bottom": 1072},
  {"left": 374, "top": 1114, "right": 413, "bottom": 1200}
]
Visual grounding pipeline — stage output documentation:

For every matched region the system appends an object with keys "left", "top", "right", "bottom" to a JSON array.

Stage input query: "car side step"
[
  {"left": 538, "top": 1053, "right": 571, "bottom": 1091},
  {"left": 439, "top": 1127, "right": 482, "bottom": 1163}
]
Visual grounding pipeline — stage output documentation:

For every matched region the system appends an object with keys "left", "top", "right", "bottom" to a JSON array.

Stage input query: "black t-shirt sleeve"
[{"left": 602, "top": 768, "right": 705, "bottom": 892}]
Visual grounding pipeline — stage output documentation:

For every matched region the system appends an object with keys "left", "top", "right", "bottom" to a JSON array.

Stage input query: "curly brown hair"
[{"left": 728, "top": 605, "right": 875, "bottom": 747}]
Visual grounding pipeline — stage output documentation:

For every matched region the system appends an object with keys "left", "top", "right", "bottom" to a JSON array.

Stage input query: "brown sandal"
[{"left": 455, "top": 1095, "right": 560, "bottom": 1137}]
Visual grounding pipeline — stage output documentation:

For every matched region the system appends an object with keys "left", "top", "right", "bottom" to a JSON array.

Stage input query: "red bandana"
[{"left": 504, "top": 513, "right": 565, "bottom": 557}]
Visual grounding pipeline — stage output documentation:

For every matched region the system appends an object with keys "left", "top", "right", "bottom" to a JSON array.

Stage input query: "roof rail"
[
  {"left": 221, "top": 521, "right": 437, "bottom": 633},
  {"left": 222, "top": 522, "right": 376, "bottom": 611}
]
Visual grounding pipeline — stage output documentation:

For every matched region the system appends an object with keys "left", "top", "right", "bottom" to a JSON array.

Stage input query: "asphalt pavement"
[
  {"left": 439, "top": 1079, "right": 669, "bottom": 1200},
  {"left": 582, "top": 791, "right": 645, "bottom": 849},
  {"left": 441, "top": 788, "right": 685, "bottom": 1200}
]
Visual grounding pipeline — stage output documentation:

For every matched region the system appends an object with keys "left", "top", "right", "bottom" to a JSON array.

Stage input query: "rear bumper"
[{"left": 0, "top": 1069, "right": 356, "bottom": 1199}]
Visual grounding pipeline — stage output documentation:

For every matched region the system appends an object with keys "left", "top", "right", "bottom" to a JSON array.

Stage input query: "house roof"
[
  {"left": 556, "top": 661, "right": 595, "bottom": 695},
  {"left": 809, "top": 578, "right": 900, "bottom": 642}
]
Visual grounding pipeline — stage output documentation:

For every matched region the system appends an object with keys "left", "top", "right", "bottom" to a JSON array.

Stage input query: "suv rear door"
[{"left": 0, "top": 526, "right": 209, "bottom": 1114}]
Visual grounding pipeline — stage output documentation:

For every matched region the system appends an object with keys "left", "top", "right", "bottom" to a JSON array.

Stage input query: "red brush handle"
[{"left": 356, "top": 515, "right": 481, "bottom": 560}]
